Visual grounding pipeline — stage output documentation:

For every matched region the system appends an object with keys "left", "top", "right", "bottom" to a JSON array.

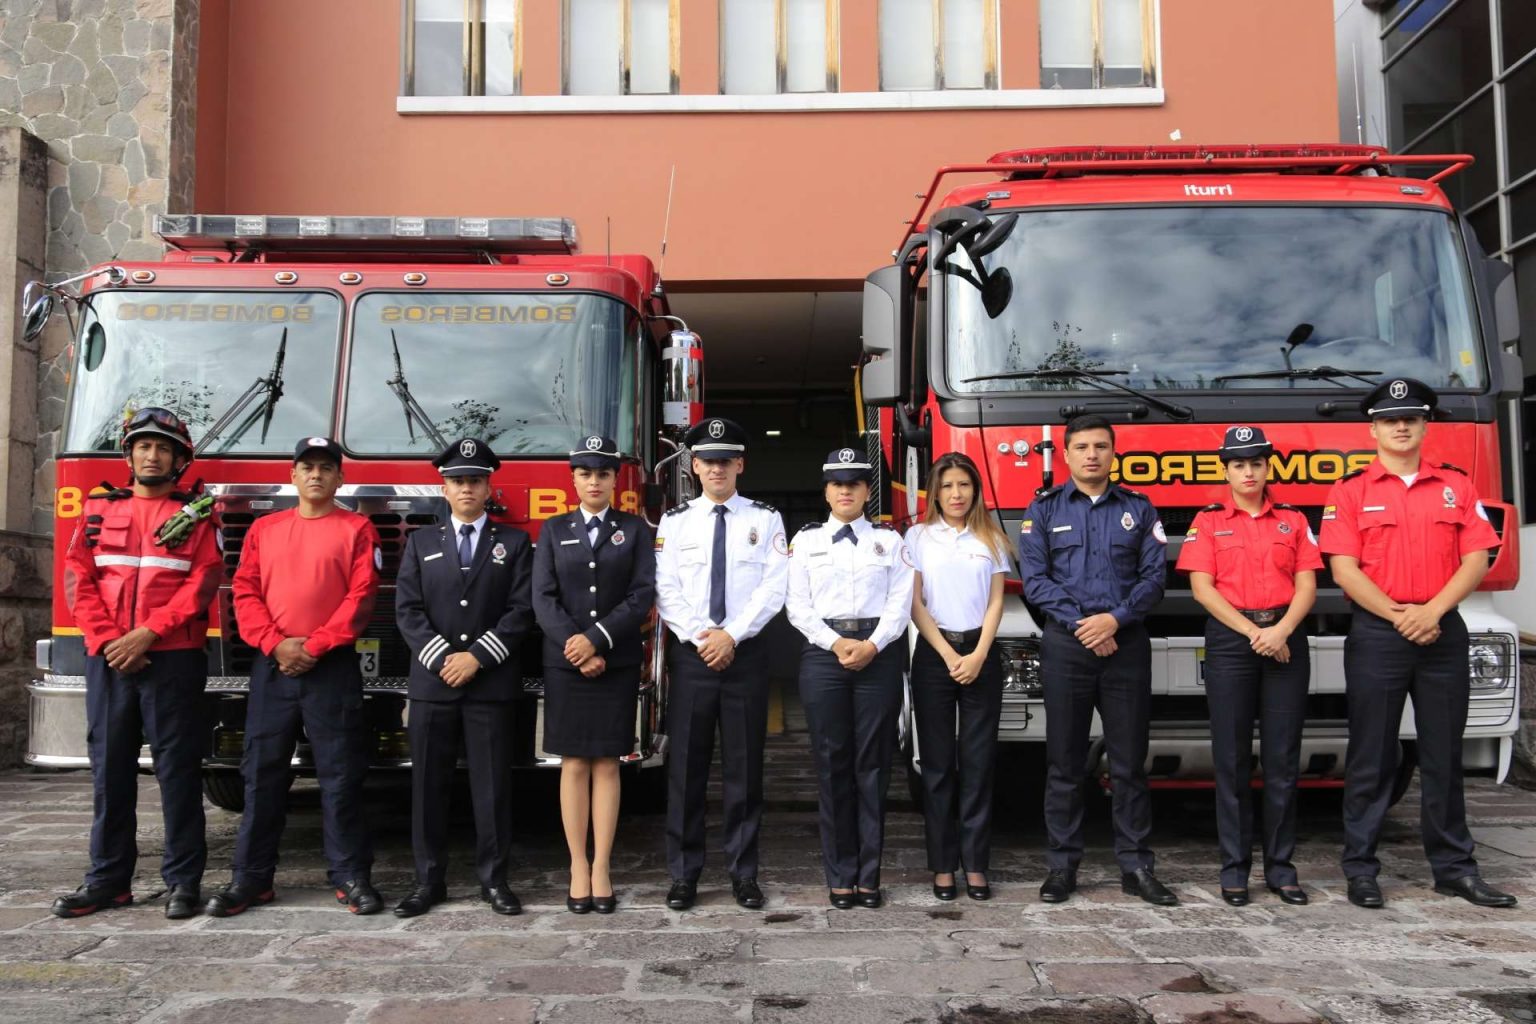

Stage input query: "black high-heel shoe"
[
  {"left": 592, "top": 892, "right": 618, "bottom": 914},
  {"left": 828, "top": 889, "right": 856, "bottom": 910},
  {"left": 567, "top": 893, "right": 594, "bottom": 914},
  {"left": 932, "top": 876, "right": 958, "bottom": 902},
  {"left": 965, "top": 876, "right": 991, "bottom": 901}
]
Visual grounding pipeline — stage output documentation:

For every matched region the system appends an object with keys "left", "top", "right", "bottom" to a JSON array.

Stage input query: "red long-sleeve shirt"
[{"left": 232, "top": 506, "right": 380, "bottom": 657}]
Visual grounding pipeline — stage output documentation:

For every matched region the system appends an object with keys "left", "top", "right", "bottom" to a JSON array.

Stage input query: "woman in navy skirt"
[{"left": 532, "top": 435, "right": 655, "bottom": 914}]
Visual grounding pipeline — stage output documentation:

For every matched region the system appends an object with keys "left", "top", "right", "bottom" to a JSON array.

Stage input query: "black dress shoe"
[
  {"left": 481, "top": 884, "right": 523, "bottom": 916},
  {"left": 932, "top": 878, "right": 958, "bottom": 902},
  {"left": 1039, "top": 870, "right": 1076, "bottom": 903},
  {"left": 592, "top": 893, "right": 618, "bottom": 914},
  {"left": 1221, "top": 888, "right": 1250, "bottom": 907},
  {"left": 205, "top": 882, "right": 275, "bottom": 918},
  {"left": 855, "top": 888, "right": 882, "bottom": 909},
  {"left": 1122, "top": 868, "right": 1178, "bottom": 906},
  {"left": 1434, "top": 875, "right": 1518, "bottom": 908},
  {"left": 393, "top": 883, "right": 446, "bottom": 918},
  {"left": 666, "top": 879, "right": 697, "bottom": 911},
  {"left": 336, "top": 879, "right": 383, "bottom": 915},
  {"left": 1268, "top": 885, "right": 1309, "bottom": 906},
  {"left": 829, "top": 889, "right": 856, "bottom": 910},
  {"left": 51, "top": 884, "right": 133, "bottom": 919},
  {"left": 165, "top": 885, "right": 200, "bottom": 920},
  {"left": 1346, "top": 876, "right": 1384, "bottom": 909},
  {"left": 566, "top": 893, "right": 594, "bottom": 914},
  {"left": 966, "top": 882, "right": 991, "bottom": 902},
  {"left": 732, "top": 877, "right": 765, "bottom": 910}
]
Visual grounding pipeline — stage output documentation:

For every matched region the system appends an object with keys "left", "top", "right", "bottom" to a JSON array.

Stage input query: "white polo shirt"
[{"left": 906, "top": 521, "right": 1008, "bottom": 632}]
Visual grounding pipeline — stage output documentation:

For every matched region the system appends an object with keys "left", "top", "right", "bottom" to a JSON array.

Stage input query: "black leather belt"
[
  {"left": 825, "top": 617, "right": 879, "bottom": 633},
  {"left": 939, "top": 627, "right": 982, "bottom": 645},
  {"left": 1238, "top": 606, "right": 1287, "bottom": 626}
]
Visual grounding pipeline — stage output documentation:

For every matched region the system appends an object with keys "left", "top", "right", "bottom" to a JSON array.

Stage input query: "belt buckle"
[
  {"left": 941, "top": 629, "right": 965, "bottom": 645},
  {"left": 1249, "top": 609, "right": 1278, "bottom": 626}
]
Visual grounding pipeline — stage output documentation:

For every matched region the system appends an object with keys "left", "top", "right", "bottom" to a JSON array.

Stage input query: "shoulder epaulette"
[
  {"left": 665, "top": 502, "right": 690, "bottom": 517},
  {"left": 1438, "top": 462, "right": 1468, "bottom": 475},
  {"left": 1118, "top": 485, "right": 1147, "bottom": 499},
  {"left": 751, "top": 499, "right": 777, "bottom": 512},
  {"left": 94, "top": 482, "right": 132, "bottom": 502},
  {"left": 1036, "top": 483, "right": 1065, "bottom": 498},
  {"left": 872, "top": 521, "right": 896, "bottom": 530},
  {"left": 1272, "top": 502, "right": 1299, "bottom": 512},
  {"left": 797, "top": 522, "right": 822, "bottom": 532},
  {"left": 1200, "top": 502, "right": 1224, "bottom": 512},
  {"left": 1340, "top": 468, "right": 1366, "bottom": 482}
]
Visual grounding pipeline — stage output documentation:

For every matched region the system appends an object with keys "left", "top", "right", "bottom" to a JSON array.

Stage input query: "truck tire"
[{"left": 202, "top": 772, "right": 246, "bottom": 812}]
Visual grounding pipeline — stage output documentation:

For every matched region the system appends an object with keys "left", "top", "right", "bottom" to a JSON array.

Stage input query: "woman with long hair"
[
  {"left": 532, "top": 436, "right": 656, "bottom": 914},
  {"left": 785, "top": 448, "right": 914, "bottom": 909},
  {"left": 906, "top": 452, "right": 1010, "bottom": 902},
  {"left": 1175, "top": 426, "right": 1319, "bottom": 906}
]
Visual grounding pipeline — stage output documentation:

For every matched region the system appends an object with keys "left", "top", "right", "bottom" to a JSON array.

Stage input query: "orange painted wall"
[{"left": 194, "top": 0, "right": 1338, "bottom": 285}]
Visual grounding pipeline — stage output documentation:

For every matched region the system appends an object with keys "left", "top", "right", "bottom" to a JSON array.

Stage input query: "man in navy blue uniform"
[
  {"left": 393, "top": 437, "right": 533, "bottom": 918},
  {"left": 1019, "top": 414, "right": 1173, "bottom": 906}
]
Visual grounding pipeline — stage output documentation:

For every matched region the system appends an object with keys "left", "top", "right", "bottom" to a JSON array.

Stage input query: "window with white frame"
[
  {"left": 720, "top": 0, "right": 838, "bottom": 95},
  {"left": 1040, "top": 0, "right": 1155, "bottom": 90},
  {"left": 879, "top": 0, "right": 996, "bottom": 91},
  {"left": 404, "top": 0, "right": 522, "bottom": 96},
  {"left": 564, "top": 0, "right": 678, "bottom": 96}
]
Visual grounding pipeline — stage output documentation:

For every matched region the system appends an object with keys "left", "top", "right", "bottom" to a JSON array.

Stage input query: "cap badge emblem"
[
  {"left": 1389, "top": 380, "right": 1408, "bottom": 400},
  {"left": 1121, "top": 511, "right": 1135, "bottom": 531},
  {"left": 708, "top": 420, "right": 725, "bottom": 439},
  {"left": 1234, "top": 426, "right": 1253, "bottom": 442},
  {"left": 585, "top": 436, "right": 603, "bottom": 451},
  {"left": 307, "top": 436, "right": 328, "bottom": 448},
  {"left": 459, "top": 439, "right": 477, "bottom": 458},
  {"left": 837, "top": 448, "right": 857, "bottom": 464}
]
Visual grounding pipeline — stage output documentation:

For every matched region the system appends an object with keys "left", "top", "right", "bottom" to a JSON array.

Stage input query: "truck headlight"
[
  {"left": 996, "top": 638, "right": 1042, "bottom": 697},
  {"left": 1468, "top": 634, "right": 1514, "bottom": 692}
]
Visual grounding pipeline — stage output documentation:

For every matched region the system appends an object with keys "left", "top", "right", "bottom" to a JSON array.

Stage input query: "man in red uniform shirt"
[
  {"left": 207, "top": 437, "right": 384, "bottom": 917},
  {"left": 53, "top": 408, "right": 222, "bottom": 920},
  {"left": 1320, "top": 378, "right": 1515, "bottom": 910}
]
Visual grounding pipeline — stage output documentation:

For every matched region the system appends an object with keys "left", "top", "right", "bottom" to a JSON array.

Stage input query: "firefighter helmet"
[{"left": 121, "top": 407, "right": 194, "bottom": 459}]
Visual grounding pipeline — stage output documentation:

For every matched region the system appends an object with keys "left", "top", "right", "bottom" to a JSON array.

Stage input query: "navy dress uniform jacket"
[
  {"left": 396, "top": 519, "right": 534, "bottom": 702},
  {"left": 531, "top": 509, "right": 656, "bottom": 669}
]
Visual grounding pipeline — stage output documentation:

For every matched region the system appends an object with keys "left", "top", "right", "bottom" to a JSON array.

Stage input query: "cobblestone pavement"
[{"left": 3, "top": 731, "right": 1536, "bottom": 1024}]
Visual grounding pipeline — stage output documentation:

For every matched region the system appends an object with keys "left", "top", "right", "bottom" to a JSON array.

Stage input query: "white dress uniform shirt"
[
  {"left": 906, "top": 521, "right": 1008, "bottom": 631},
  {"left": 450, "top": 512, "right": 489, "bottom": 566},
  {"left": 654, "top": 492, "right": 789, "bottom": 645},
  {"left": 582, "top": 505, "right": 610, "bottom": 546},
  {"left": 786, "top": 516, "right": 914, "bottom": 653}
]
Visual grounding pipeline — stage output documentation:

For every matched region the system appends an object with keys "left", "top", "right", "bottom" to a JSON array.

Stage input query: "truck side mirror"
[
  {"left": 82, "top": 322, "right": 106, "bottom": 371},
  {"left": 21, "top": 290, "right": 54, "bottom": 343},
  {"left": 1486, "top": 257, "right": 1519, "bottom": 346},
  {"left": 861, "top": 265, "right": 904, "bottom": 406}
]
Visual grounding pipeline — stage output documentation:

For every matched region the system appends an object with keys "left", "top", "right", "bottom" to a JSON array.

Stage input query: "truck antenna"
[
  {"left": 1352, "top": 43, "right": 1364, "bottom": 145},
  {"left": 658, "top": 164, "right": 676, "bottom": 283}
]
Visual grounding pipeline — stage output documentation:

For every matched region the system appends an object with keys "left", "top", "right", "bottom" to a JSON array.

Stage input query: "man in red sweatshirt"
[
  {"left": 54, "top": 408, "right": 222, "bottom": 920},
  {"left": 207, "top": 437, "right": 383, "bottom": 917}
]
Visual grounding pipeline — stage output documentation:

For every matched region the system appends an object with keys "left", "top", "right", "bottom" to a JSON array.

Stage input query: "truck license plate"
[{"left": 356, "top": 638, "right": 380, "bottom": 680}]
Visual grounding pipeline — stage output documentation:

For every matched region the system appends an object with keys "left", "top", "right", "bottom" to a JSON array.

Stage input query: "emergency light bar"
[{"left": 153, "top": 214, "right": 580, "bottom": 256}]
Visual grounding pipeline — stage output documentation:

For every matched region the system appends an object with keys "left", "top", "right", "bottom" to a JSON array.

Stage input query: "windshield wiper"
[
  {"left": 195, "top": 327, "right": 288, "bottom": 456},
  {"left": 386, "top": 329, "right": 448, "bottom": 451},
  {"left": 1213, "top": 366, "right": 1380, "bottom": 388},
  {"left": 962, "top": 367, "right": 1193, "bottom": 421}
]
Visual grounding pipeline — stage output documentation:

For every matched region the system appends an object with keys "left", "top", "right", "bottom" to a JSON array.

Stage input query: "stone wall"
[
  {"left": 0, "top": 0, "right": 197, "bottom": 533},
  {"left": 0, "top": 533, "right": 51, "bottom": 766}
]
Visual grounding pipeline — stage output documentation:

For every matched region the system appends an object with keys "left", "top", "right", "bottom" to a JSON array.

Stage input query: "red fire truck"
[
  {"left": 22, "top": 214, "right": 701, "bottom": 809},
  {"left": 861, "top": 145, "right": 1523, "bottom": 801}
]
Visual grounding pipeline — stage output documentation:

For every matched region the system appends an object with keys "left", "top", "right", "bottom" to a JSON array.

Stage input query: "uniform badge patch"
[
  {"left": 610, "top": 530, "right": 625, "bottom": 546},
  {"left": 772, "top": 532, "right": 789, "bottom": 555},
  {"left": 1278, "top": 521, "right": 1292, "bottom": 535},
  {"left": 1121, "top": 511, "right": 1135, "bottom": 531},
  {"left": 1321, "top": 505, "right": 1337, "bottom": 521},
  {"left": 1443, "top": 486, "right": 1456, "bottom": 508},
  {"left": 873, "top": 542, "right": 885, "bottom": 556},
  {"left": 373, "top": 546, "right": 383, "bottom": 570},
  {"left": 1475, "top": 501, "right": 1489, "bottom": 521},
  {"left": 749, "top": 527, "right": 759, "bottom": 546},
  {"left": 654, "top": 535, "right": 665, "bottom": 551},
  {"left": 1152, "top": 520, "right": 1167, "bottom": 544},
  {"left": 491, "top": 542, "right": 507, "bottom": 561},
  {"left": 1021, "top": 519, "right": 1033, "bottom": 535}
]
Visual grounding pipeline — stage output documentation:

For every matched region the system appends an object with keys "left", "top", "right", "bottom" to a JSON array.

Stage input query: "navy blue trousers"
[
  {"left": 1203, "top": 620, "right": 1309, "bottom": 888},
  {"left": 1342, "top": 609, "right": 1477, "bottom": 883},
  {"left": 408, "top": 698, "right": 515, "bottom": 889},
  {"left": 84, "top": 649, "right": 208, "bottom": 890},
  {"left": 233, "top": 650, "right": 373, "bottom": 888},
  {"left": 798, "top": 632, "right": 904, "bottom": 889},
  {"left": 1042, "top": 622, "right": 1154, "bottom": 875}
]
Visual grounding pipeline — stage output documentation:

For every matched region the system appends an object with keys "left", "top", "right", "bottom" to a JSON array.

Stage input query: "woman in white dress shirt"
[
  {"left": 785, "top": 448, "right": 914, "bottom": 909},
  {"left": 906, "top": 452, "right": 1009, "bottom": 902}
]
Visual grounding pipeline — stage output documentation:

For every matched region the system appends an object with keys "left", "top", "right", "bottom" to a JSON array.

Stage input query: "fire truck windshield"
[
  {"left": 945, "top": 205, "right": 1486, "bottom": 395},
  {"left": 343, "top": 292, "right": 638, "bottom": 455},
  {"left": 63, "top": 291, "right": 341, "bottom": 454}
]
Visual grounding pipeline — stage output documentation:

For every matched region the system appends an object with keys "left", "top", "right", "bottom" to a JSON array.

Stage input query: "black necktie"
[
  {"left": 458, "top": 523, "right": 474, "bottom": 569},
  {"left": 587, "top": 515, "right": 602, "bottom": 546},
  {"left": 833, "top": 523, "right": 857, "bottom": 545},
  {"left": 709, "top": 504, "right": 728, "bottom": 625}
]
